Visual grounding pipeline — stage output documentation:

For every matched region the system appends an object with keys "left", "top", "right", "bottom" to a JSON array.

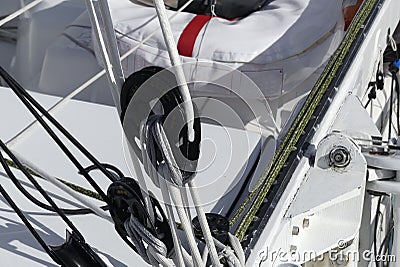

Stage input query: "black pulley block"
[
  {"left": 107, "top": 178, "right": 150, "bottom": 233},
  {"left": 192, "top": 213, "right": 230, "bottom": 245},
  {"left": 120, "top": 66, "right": 201, "bottom": 182},
  {"left": 107, "top": 178, "right": 173, "bottom": 255},
  {"left": 50, "top": 231, "right": 107, "bottom": 267}
]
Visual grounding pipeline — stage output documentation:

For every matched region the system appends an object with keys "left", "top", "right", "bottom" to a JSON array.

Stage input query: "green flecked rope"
[
  {"left": 232, "top": 0, "right": 377, "bottom": 241},
  {"left": 4, "top": 158, "right": 104, "bottom": 201}
]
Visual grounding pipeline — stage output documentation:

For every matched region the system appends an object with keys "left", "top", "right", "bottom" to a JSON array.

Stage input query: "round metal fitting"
[
  {"left": 329, "top": 146, "right": 351, "bottom": 168},
  {"left": 302, "top": 218, "right": 310, "bottom": 228},
  {"left": 292, "top": 226, "right": 299, "bottom": 236}
]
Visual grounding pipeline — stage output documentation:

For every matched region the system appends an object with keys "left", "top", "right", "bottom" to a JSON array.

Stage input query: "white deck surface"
[{"left": 0, "top": 86, "right": 262, "bottom": 266}]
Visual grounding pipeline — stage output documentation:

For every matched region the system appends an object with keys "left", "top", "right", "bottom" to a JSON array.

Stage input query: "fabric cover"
[{"left": 100, "top": 0, "right": 345, "bottom": 98}]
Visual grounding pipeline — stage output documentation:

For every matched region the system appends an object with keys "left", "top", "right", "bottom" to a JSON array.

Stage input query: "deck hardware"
[{"left": 329, "top": 146, "right": 351, "bottom": 168}]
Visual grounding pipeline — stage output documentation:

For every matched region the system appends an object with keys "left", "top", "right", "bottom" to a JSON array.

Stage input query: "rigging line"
[
  {"left": 153, "top": 0, "right": 195, "bottom": 142},
  {"left": 387, "top": 195, "right": 394, "bottom": 263},
  {"left": 378, "top": 209, "right": 394, "bottom": 258},
  {"left": 0, "top": 67, "right": 110, "bottom": 203},
  {"left": 374, "top": 195, "right": 382, "bottom": 267},
  {"left": 159, "top": 179, "right": 186, "bottom": 267},
  {"left": 0, "top": 67, "right": 117, "bottom": 184},
  {"left": 393, "top": 71, "right": 400, "bottom": 135},
  {"left": 0, "top": 184, "right": 60, "bottom": 264},
  {"left": 2, "top": 151, "right": 112, "bottom": 220},
  {"left": 148, "top": 122, "right": 203, "bottom": 264},
  {"left": 5, "top": 0, "right": 195, "bottom": 150},
  {"left": 139, "top": 118, "right": 157, "bottom": 222},
  {"left": 84, "top": 0, "right": 122, "bottom": 114},
  {"left": 4, "top": 158, "right": 104, "bottom": 201},
  {"left": 0, "top": 141, "right": 85, "bottom": 240},
  {"left": 232, "top": 0, "right": 377, "bottom": 240},
  {"left": 0, "top": 151, "right": 93, "bottom": 215},
  {"left": 389, "top": 73, "right": 394, "bottom": 139}
]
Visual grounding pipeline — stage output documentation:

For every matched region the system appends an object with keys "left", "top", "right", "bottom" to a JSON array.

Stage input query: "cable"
[
  {"left": 0, "top": 150, "right": 93, "bottom": 215},
  {"left": 378, "top": 195, "right": 394, "bottom": 267},
  {"left": 0, "top": 140, "right": 87, "bottom": 240},
  {"left": 0, "top": 75, "right": 164, "bottom": 258},
  {"left": 374, "top": 195, "right": 382, "bottom": 267},
  {"left": 0, "top": 66, "right": 118, "bottom": 184},
  {"left": 388, "top": 65, "right": 400, "bottom": 138},
  {"left": 396, "top": 75, "right": 399, "bottom": 135},
  {"left": 388, "top": 76, "right": 394, "bottom": 139},
  {"left": 0, "top": 66, "right": 111, "bottom": 202},
  {"left": 393, "top": 69, "right": 400, "bottom": 135},
  {"left": 364, "top": 82, "right": 377, "bottom": 108},
  {"left": 378, "top": 224, "right": 393, "bottom": 262},
  {"left": 0, "top": 184, "right": 60, "bottom": 264},
  {"left": 153, "top": 0, "right": 195, "bottom": 142},
  {"left": 80, "top": 163, "right": 124, "bottom": 181},
  {"left": 4, "top": 153, "right": 105, "bottom": 202}
]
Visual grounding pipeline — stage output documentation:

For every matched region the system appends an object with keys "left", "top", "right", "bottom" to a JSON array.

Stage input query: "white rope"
[
  {"left": 220, "top": 247, "right": 241, "bottom": 267},
  {"left": 6, "top": 0, "right": 195, "bottom": 148},
  {"left": 152, "top": 0, "right": 195, "bottom": 142},
  {"left": 147, "top": 137, "right": 201, "bottom": 265},
  {"left": 84, "top": 0, "right": 121, "bottom": 114},
  {"left": 120, "top": 0, "right": 194, "bottom": 63},
  {"left": 127, "top": 214, "right": 168, "bottom": 256},
  {"left": 228, "top": 233, "right": 245, "bottom": 266},
  {"left": 153, "top": 121, "right": 221, "bottom": 266},
  {"left": 138, "top": 119, "right": 157, "bottom": 222},
  {"left": 0, "top": 0, "right": 44, "bottom": 27},
  {"left": 142, "top": 117, "right": 160, "bottom": 187},
  {"left": 147, "top": 247, "right": 175, "bottom": 267},
  {"left": 140, "top": 116, "right": 192, "bottom": 267},
  {"left": 180, "top": 186, "right": 192, "bottom": 222},
  {"left": 97, "top": 0, "right": 125, "bottom": 92},
  {"left": 125, "top": 212, "right": 176, "bottom": 267},
  {"left": 188, "top": 180, "right": 222, "bottom": 267},
  {"left": 202, "top": 246, "right": 209, "bottom": 265},
  {"left": 125, "top": 220, "right": 150, "bottom": 263},
  {"left": 5, "top": 148, "right": 112, "bottom": 222},
  {"left": 147, "top": 253, "right": 160, "bottom": 266},
  {"left": 159, "top": 178, "right": 186, "bottom": 267},
  {"left": 165, "top": 179, "right": 204, "bottom": 267},
  {"left": 131, "top": 160, "right": 202, "bottom": 267},
  {"left": 181, "top": 246, "right": 195, "bottom": 267},
  {"left": 153, "top": 121, "right": 184, "bottom": 186},
  {"left": 138, "top": 117, "right": 246, "bottom": 266},
  {"left": 213, "top": 236, "right": 245, "bottom": 267}
]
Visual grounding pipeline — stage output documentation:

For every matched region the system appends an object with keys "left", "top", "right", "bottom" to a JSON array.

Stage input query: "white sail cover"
[{"left": 102, "top": 0, "right": 345, "bottom": 98}]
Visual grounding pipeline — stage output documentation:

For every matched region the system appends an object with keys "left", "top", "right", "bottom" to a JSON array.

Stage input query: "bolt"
[
  {"left": 292, "top": 226, "right": 299, "bottom": 235},
  {"left": 329, "top": 146, "right": 351, "bottom": 168},
  {"left": 302, "top": 218, "right": 310, "bottom": 228}
]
